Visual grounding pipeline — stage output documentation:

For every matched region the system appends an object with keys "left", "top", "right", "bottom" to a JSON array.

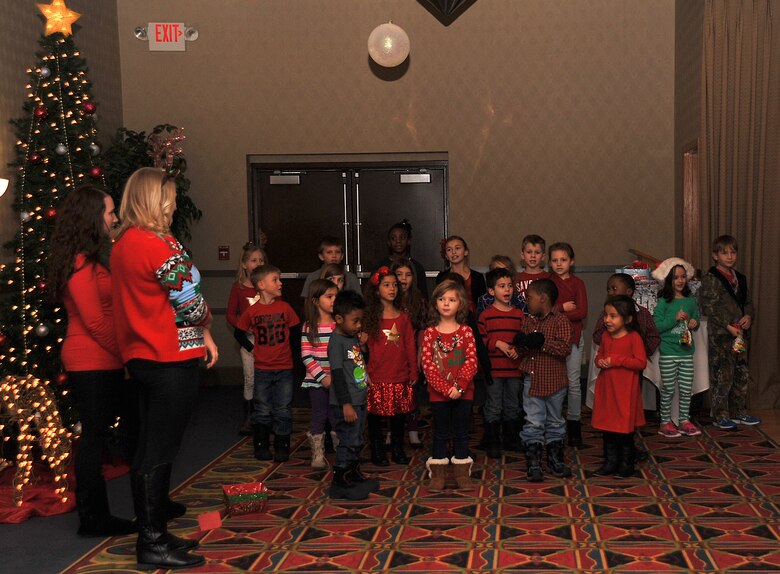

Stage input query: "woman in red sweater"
[
  {"left": 49, "top": 185, "right": 135, "bottom": 537},
  {"left": 112, "top": 168, "right": 217, "bottom": 570}
]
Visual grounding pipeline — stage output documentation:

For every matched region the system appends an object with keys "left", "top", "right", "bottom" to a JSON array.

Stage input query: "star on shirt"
[
  {"left": 247, "top": 294, "right": 261, "bottom": 306},
  {"left": 383, "top": 323, "right": 400, "bottom": 345}
]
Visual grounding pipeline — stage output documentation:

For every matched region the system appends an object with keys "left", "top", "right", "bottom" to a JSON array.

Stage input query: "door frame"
[{"left": 246, "top": 152, "right": 449, "bottom": 251}]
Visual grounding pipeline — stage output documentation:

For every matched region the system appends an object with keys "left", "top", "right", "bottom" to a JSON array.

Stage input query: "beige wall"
[
  {"left": 116, "top": 0, "right": 677, "bottom": 270},
  {"left": 0, "top": 0, "right": 123, "bottom": 255}
]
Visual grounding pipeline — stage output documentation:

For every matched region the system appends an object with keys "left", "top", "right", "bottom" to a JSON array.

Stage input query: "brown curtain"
[{"left": 700, "top": 0, "right": 780, "bottom": 407}]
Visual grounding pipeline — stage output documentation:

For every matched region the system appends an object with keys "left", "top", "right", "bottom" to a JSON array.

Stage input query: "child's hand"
[
  {"left": 447, "top": 386, "right": 462, "bottom": 400},
  {"left": 738, "top": 315, "right": 752, "bottom": 330},
  {"left": 688, "top": 318, "right": 698, "bottom": 330},
  {"left": 321, "top": 375, "right": 332, "bottom": 389},
  {"left": 203, "top": 329, "right": 219, "bottom": 369},
  {"left": 597, "top": 356, "right": 612, "bottom": 369},
  {"left": 676, "top": 310, "right": 689, "bottom": 321},
  {"left": 727, "top": 324, "right": 742, "bottom": 337},
  {"left": 342, "top": 404, "right": 357, "bottom": 423},
  {"left": 563, "top": 302, "right": 577, "bottom": 312},
  {"left": 506, "top": 346, "right": 519, "bottom": 360}
]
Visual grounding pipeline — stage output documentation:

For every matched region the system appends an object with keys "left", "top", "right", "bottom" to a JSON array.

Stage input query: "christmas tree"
[{"left": 0, "top": 0, "right": 95, "bottom": 503}]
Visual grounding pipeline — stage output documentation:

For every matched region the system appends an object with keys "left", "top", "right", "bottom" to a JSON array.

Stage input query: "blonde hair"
[
  {"left": 115, "top": 167, "right": 177, "bottom": 238},
  {"left": 428, "top": 279, "right": 469, "bottom": 326},
  {"left": 236, "top": 242, "right": 267, "bottom": 283}
]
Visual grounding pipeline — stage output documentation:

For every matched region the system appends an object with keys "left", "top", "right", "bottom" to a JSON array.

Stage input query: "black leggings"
[{"left": 127, "top": 358, "right": 199, "bottom": 474}]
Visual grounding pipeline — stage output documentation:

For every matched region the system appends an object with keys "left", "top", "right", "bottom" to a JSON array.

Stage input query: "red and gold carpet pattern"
[{"left": 64, "top": 414, "right": 780, "bottom": 573}]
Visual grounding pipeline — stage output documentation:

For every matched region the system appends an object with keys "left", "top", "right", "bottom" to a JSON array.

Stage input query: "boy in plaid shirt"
[{"left": 514, "top": 279, "right": 573, "bottom": 482}]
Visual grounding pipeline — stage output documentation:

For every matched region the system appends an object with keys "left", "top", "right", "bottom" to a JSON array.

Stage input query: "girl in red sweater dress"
[
  {"left": 363, "top": 266, "right": 419, "bottom": 466},
  {"left": 421, "top": 280, "right": 478, "bottom": 491},
  {"left": 226, "top": 242, "right": 266, "bottom": 435},
  {"left": 591, "top": 295, "right": 648, "bottom": 479}
]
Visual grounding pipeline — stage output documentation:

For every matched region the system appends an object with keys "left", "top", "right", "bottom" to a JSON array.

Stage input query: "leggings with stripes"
[{"left": 659, "top": 354, "right": 694, "bottom": 423}]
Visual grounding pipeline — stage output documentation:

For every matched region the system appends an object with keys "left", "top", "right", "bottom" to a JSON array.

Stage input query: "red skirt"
[{"left": 367, "top": 380, "right": 415, "bottom": 416}]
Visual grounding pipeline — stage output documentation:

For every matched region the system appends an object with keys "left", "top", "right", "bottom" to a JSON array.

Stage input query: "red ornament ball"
[
  {"left": 34, "top": 106, "right": 48, "bottom": 120},
  {"left": 44, "top": 207, "right": 57, "bottom": 220},
  {"left": 29, "top": 152, "right": 43, "bottom": 164},
  {"left": 36, "top": 281, "right": 47, "bottom": 292},
  {"left": 88, "top": 166, "right": 102, "bottom": 179},
  {"left": 82, "top": 101, "right": 97, "bottom": 115},
  {"left": 56, "top": 372, "right": 69, "bottom": 386}
]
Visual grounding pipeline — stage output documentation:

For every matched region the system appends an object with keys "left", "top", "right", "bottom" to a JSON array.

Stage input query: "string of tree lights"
[{"left": 0, "top": 0, "right": 100, "bottom": 505}]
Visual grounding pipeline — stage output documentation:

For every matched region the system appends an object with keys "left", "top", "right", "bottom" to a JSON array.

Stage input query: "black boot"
[
  {"left": 634, "top": 431, "right": 649, "bottom": 463},
  {"left": 485, "top": 421, "right": 502, "bottom": 459},
  {"left": 390, "top": 414, "right": 410, "bottom": 464},
  {"left": 502, "top": 419, "right": 522, "bottom": 452},
  {"left": 350, "top": 460, "right": 380, "bottom": 492},
  {"left": 329, "top": 466, "right": 372, "bottom": 500},
  {"left": 238, "top": 400, "right": 253, "bottom": 436},
  {"left": 615, "top": 433, "right": 636, "bottom": 479},
  {"left": 324, "top": 423, "right": 335, "bottom": 454},
  {"left": 566, "top": 419, "right": 583, "bottom": 448},
  {"left": 368, "top": 414, "right": 389, "bottom": 466},
  {"left": 253, "top": 424, "right": 272, "bottom": 461},
  {"left": 76, "top": 479, "right": 135, "bottom": 537},
  {"left": 593, "top": 432, "right": 619, "bottom": 476},
  {"left": 132, "top": 467, "right": 204, "bottom": 569},
  {"left": 525, "top": 442, "right": 544, "bottom": 482},
  {"left": 274, "top": 434, "right": 291, "bottom": 462},
  {"left": 546, "top": 440, "right": 573, "bottom": 477}
]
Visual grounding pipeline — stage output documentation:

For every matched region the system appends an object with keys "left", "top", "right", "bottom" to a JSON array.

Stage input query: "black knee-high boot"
[
  {"left": 390, "top": 414, "right": 410, "bottom": 464},
  {"left": 593, "top": 432, "right": 619, "bottom": 476},
  {"left": 368, "top": 413, "right": 389, "bottom": 466}
]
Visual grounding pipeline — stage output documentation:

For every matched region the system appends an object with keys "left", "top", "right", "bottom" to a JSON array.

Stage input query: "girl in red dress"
[
  {"left": 592, "top": 295, "right": 648, "bottom": 478},
  {"left": 363, "top": 266, "right": 419, "bottom": 466}
]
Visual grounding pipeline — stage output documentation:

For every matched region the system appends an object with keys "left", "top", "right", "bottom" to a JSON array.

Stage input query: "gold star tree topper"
[{"left": 38, "top": 0, "right": 81, "bottom": 37}]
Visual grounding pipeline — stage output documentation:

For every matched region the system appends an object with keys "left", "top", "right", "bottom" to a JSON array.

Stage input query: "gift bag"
[{"left": 222, "top": 482, "right": 269, "bottom": 516}]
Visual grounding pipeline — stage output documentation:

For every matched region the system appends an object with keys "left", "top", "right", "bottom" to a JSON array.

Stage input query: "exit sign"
[{"left": 148, "top": 22, "right": 185, "bottom": 51}]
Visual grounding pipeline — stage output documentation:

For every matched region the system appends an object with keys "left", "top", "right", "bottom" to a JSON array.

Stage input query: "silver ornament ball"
[
  {"left": 35, "top": 323, "right": 50, "bottom": 337},
  {"left": 88, "top": 143, "right": 100, "bottom": 156},
  {"left": 20, "top": 211, "right": 32, "bottom": 223},
  {"left": 39, "top": 66, "right": 51, "bottom": 78},
  {"left": 55, "top": 143, "right": 67, "bottom": 155}
]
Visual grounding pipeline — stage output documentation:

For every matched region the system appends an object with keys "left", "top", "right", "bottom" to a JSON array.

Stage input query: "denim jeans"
[
  {"left": 430, "top": 399, "right": 473, "bottom": 459},
  {"left": 331, "top": 403, "right": 366, "bottom": 467},
  {"left": 251, "top": 369, "right": 294, "bottom": 435},
  {"left": 483, "top": 377, "right": 523, "bottom": 423},
  {"left": 565, "top": 334, "right": 584, "bottom": 421},
  {"left": 127, "top": 358, "right": 200, "bottom": 474},
  {"left": 520, "top": 375, "right": 567, "bottom": 445}
]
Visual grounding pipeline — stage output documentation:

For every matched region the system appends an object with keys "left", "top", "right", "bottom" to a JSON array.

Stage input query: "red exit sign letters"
[{"left": 148, "top": 23, "right": 186, "bottom": 51}]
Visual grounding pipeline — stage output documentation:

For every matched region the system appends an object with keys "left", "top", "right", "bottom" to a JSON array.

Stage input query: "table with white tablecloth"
[{"left": 586, "top": 319, "right": 710, "bottom": 425}]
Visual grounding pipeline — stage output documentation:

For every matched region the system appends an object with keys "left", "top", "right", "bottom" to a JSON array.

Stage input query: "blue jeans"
[
  {"left": 520, "top": 375, "right": 567, "bottom": 445},
  {"left": 483, "top": 377, "right": 523, "bottom": 423},
  {"left": 565, "top": 334, "right": 584, "bottom": 421},
  {"left": 430, "top": 399, "right": 473, "bottom": 459},
  {"left": 251, "top": 369, "right": 294, "bottom": 435},
  {"left": 331, "top": 403, "right": 366, "bottom": 467}
]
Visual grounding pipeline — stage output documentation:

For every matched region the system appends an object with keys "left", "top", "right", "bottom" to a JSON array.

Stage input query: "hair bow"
[{"left": 371, "top": 266, "right": 390, "bottom": 286}]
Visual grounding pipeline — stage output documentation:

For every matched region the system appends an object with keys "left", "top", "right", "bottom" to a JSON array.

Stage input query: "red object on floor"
[{"left": 0, "top": 458, "right": 129, "bottom": 524}]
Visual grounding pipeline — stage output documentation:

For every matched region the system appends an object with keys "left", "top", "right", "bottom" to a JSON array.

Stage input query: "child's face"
[
  {"left": 606, "top": 277, "right": 633, "bottom": 297},
  {"left": 549, "top": 249, "right": 573, "bottom": 278},
  {"left": 243, "top": 250, "right": 264, "bottom": 275},
  {"left": 378, "top": 276, "right": 398, "bottom": 302},
  {"left": 489, "top": 277, "right": 514, "bottom": 305},
  {"left": 319, "top": 245, "right": 344, "bottom": 265},
  {"left": 445, "top": 240, "right": 467, "bottom": 265},
  {"left": 388, "top": 229, "right": 410, "bottom": 255},
  {"left": 316, "top": 288, "right": 338, "bottom": 316},
  {"left": 395, "top": 266, "right": 413, "bottom": 292},
  {"left": 712, "top": 246, "right": 737, "bottom": 270},
  {"left": 603, "top": 304, "right": 627, "bottom": 334},
  {"left": 525, "top": 288, "right": 549, "bottom": 316},
  {"left": 436, "top": 289, "right": 460, "bottom": 320},
  {"left": 328, "top": 275, "right": 345, "bottom": 291},
  {"left": 336, "top": 309, "right": 364, "bottom": 337},
  {"left": 257, "top": 272, "right": 282, "bottom": 298},
  {"left": 520, "top": 243, "right": 545, "bottom": 271},
  {"left": 672, "top": 266, "right": 688, "bottom": 295}
]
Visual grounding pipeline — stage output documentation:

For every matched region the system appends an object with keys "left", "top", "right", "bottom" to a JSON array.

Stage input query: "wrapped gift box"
[
  {"left": 222, "top": 482, "right": 269, "bottom": 516},
  {"left": 616, "top": 267, "right": 651, "bottom": 281},
  {"left": 634, "top": 279, "right": 701, "bottom": 315}
]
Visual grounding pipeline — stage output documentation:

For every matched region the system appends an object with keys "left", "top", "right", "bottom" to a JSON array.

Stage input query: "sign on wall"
[{"left": 148, "top": 22, "right": 186, "bottom": 51}]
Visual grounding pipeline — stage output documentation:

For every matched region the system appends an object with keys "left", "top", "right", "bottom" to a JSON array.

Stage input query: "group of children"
[{"left": 226, "top": 228, "right": 760, "bottom": 500}]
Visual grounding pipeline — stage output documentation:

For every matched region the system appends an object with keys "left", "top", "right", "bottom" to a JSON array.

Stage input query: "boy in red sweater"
[
  {"left": 515, "top": 234, "right": 551, "bottom": 303},
  {"left": 238, "top": 265, "right": 301, "bottom": 462},
  {"left": 478, "top": 268, "right": 525, "bottom": 458}
]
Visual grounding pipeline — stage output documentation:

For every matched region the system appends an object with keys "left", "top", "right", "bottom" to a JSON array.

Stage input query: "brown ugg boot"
[
  {"left": 425, "top": 457, "right": 449, "bottom": 491},
  {"left": 451, "top": 456, "right": 474, "bottom": 490}
]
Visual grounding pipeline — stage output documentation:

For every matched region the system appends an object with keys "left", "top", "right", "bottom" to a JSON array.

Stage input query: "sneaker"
[
  {"left": 732, "top": 414, "right": 761, "bottom": 426},
  {"left": 658, "top": 422, "right": 681, "bottom": 438},
  {"left": 713, "top": 418, "right": 739, "bottom": 430},
  {"left": 678, "top": 420, "right": 701, "bottom": 436}
]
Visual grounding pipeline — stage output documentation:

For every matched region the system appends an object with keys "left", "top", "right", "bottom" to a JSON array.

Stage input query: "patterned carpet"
[{"left": 63, "top": 411, "right": 780, "bottom": 573}]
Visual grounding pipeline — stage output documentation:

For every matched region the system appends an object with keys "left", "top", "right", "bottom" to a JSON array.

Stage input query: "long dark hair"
[
  {"left": 604, "top": 295, "right": 644, "bottom": 340},
  {"left": 362, "top": 266, "right": 399, "bottom": 335},
  {"left": 391, "top": 259, "right": 425, "bottom": 331},
  {"left": 659, "top": 265, "right": 691, "bottom": 302},
  {"left": 48, "top": 185, "right": 112, "bottom": 301},
  {"left": 303, "top": 279, "right": 339, "bottom": 344}
]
